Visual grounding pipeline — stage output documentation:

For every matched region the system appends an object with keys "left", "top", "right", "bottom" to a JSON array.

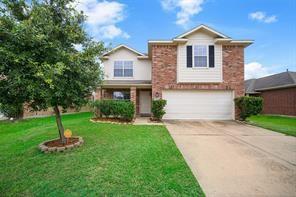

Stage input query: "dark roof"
[
  {"left": 245, "top": 78, "right": 257, "bottom": 94},
  {"left": 103, "top": 80, "right": 151, "bottom": 85},
  {"left": 245, "top": 71, "right": 296, "bottom": 93}
]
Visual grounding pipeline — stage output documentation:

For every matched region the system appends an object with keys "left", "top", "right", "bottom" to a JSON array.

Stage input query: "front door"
[{"left": 139, "top": 91, "right": 151, "bottom": 114}]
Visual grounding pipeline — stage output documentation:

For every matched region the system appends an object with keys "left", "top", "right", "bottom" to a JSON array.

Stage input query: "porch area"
[{"left": 94, "top": 81, "right": 152, "bottom": 116}]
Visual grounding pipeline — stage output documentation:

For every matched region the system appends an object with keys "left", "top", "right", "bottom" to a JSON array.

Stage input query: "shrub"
[
  {"left": 234, "top": 96, "right": 263, "bottom": 120},
  {"left": 91, "top": 100, "right": 135, "bottom": 121},
  {"left": 151, "top": 99, "right": 167, "bottom": 120}
]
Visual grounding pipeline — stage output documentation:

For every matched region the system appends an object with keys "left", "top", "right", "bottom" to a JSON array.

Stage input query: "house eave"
[
  {"left": 102, "top": 44, "right": 146, "bottom": 58},
  {"left": 148, "top": 40, "right": 175, "bottom": 44},
  {"left": 101, "top": 84, "right": 152, "bottom": 88},
  {"left": 214, "top": 39, "right": 254, "bottom": 47},
  {"left": 255, "top": 84, "right": 296, "bottom": 91},
  {"left": 245, "top": 92, "right": 260, "bottom": 95},
  {"left": 137, "top": 56, "right": 149, "bottom": 59}
]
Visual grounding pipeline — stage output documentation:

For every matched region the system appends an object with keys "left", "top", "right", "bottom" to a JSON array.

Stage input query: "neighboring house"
[
  {"left": 245, "top": 71, "right": 296, "bottom": 116},
  {"left": 95, "top": 24, "right": 253, "bottom": 120}
]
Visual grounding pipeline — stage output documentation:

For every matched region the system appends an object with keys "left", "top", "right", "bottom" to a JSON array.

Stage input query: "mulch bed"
[
  {"left": 150, "top": 117, "right": 163, "bottom": 123},
  {"left": 90, "top": 117, "right": 133, "bottom": 124},
  {"left": 39, "top": 136, "right": 84, "bottom": 153},
  {"left": 45, "top": 137, "right": 79, "bottom": 147}
]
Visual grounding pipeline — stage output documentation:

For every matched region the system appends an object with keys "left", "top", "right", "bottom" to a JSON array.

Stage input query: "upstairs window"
[
  {"left": 114, "top": 61, "right": 133, "bottom": 77},
  {"left": 194, "top": 45, "right": 208, "bottom": 67}
]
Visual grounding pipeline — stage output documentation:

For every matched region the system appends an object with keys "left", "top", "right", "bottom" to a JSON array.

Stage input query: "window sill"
[
  {"left": 177, "top": 80, "right": 223, "bottom": 84},
  {"left": 113, "top": 77, "right": 134, "bottom": 79},
  {"left": 189, "top": 67, "right": 211, "bottom": 69}
]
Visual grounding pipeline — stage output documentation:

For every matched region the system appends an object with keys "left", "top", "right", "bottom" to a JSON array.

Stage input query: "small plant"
[
  {"left": 151, "top": 99, "right": 167, "bottom": 121},
  {"left": 234, "top": 96, "right": 263, "bottom": 120},
  {"left": 91, "top": 100, "right": 135, "bottom": 121}
]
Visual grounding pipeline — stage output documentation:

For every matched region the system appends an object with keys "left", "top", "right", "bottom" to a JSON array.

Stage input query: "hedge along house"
[
  {"left": 245, "top": 70, "right": 296, "bottom": 116},
  {"left": 95, "top": 24, "right": 253, "bottom": 119}
]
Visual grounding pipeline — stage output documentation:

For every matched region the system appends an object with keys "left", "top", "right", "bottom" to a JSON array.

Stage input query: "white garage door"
[{"left": 162, "top": 90, "right": 234, "bottom": 120}]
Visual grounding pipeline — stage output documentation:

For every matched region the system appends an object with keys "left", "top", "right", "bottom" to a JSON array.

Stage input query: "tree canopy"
[{"left": 0, "top": 0, "right": 105, "bottom": 143}]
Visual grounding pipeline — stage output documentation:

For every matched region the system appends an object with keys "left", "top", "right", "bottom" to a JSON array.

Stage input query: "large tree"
[{"left": 0, "top": 0, "right": 105, "bottom": 143}]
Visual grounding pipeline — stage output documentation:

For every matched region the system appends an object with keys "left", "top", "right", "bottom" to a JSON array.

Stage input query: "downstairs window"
[{"left": 112, "top": 91, "right": 130, "bottom": 100}]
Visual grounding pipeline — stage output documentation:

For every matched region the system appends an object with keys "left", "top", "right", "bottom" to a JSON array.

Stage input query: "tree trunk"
[{"left": 53, "top": 106, "right": 66, "bottom": 144}]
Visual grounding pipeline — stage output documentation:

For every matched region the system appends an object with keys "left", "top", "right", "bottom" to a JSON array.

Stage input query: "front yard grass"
[
  {"left": 247, "top": 115, "right": 296, "bottom": 137},
  {"left": 0, "top": 112, "right": 204, "bottom": 196}
]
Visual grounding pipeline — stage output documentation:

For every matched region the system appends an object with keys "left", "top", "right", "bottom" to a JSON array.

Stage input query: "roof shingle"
[{"left": 245, "top": 71, "right": 296, "bottom": 93}]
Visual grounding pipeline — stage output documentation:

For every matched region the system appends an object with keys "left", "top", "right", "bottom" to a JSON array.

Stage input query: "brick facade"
[
  {"left": 261, "top": 87, "right": 296, "bottom": 116},
  {"left": 136, "top": 90, "right": 140, "bottom": 114},
  {"left": 130, "top": 87, "right": 137, "bottom": 117},
  {"left": 151, "top": 44, "right": 245, "bottom": 119},
  {"left": 95, "top": 87, "right": 102, "bottom": 100}
]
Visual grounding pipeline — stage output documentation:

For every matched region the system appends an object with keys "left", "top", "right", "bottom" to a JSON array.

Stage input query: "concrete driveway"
[{"left": 165, "top": 120, "right": 296, "bottom": 197}]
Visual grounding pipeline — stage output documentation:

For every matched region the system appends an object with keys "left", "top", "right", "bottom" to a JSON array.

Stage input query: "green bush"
[
  {"left": 151, "top": 99, "right": 167, "bottom": 120},
  {"left": 0, "top": 103, "right": 23, "bottom": 119},
  {"left": 234, "top": 96, "right": 263, "bottom": 120},
  {"left": 91, "top": 100, "right": 135, "bottom": 121}
]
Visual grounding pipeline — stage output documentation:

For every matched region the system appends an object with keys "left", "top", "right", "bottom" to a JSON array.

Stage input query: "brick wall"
[
  {"left": 151, "top": 44, "right": 245, "bottom": 119},
  {"left": 130, "top": 87, "right": 137, "bottom": 117},
  {"left": 261, "top": 87, "right": 296, "bottom": 116},
  {"left": 136, "top": 90, "right": 140, "bottom": 114}
]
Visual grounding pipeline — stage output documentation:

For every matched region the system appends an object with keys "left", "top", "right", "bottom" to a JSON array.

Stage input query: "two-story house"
[{"left": 95, "top": 24, "right": 253, "bottom": 120}]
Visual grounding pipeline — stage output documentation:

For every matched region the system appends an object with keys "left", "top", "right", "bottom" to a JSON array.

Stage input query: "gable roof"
[
  {"left": 148, "top": 24, "right": 253, "bottom": 50},
  {"left": 102, "top": 44, "right": 146, "bottom": 57},
  {"left": 245, "top": 71, "right": 296, "bottom": 93},
  {"left": 176, "top": 24, "right": 229, "bottom": 39}
]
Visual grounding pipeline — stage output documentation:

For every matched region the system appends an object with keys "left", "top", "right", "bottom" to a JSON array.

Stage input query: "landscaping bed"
[
  {"left": 0, "top": 112, "right": 204, "bottom": 196},
  {"left": 46, "top": 137, "right": 79, "bottom": 147},
  {"left": 39, "top": 136, "right": 84, "bottom": 153},
  {"left": 91, "top": 100, "right": 134, "bottom": 123},
  {"left": 90, "top": 117, "right": 133, "bottom": 124},
  {"left": 149, "top": 117, "right": 163, "bottom": 123}
]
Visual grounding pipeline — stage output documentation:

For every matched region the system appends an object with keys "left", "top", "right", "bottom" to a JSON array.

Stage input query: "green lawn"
[
  {"left": 247, "top": 115, "right": 296, "bottom": 136},
  {"left": 0, "top": 112, "right": 204, "bottom": 196}
]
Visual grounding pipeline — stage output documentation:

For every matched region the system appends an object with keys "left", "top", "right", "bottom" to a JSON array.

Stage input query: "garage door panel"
[{"left": 162, "top": 90, "right": 234, "bottom": 120}]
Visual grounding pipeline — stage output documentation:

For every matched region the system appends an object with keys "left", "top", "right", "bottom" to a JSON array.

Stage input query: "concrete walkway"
[
  {"left": 165, "top": 120, "right": 296, "bottom": 197},
  {"left": 133, "top": 117, "right": 163, "bottom": 125}
]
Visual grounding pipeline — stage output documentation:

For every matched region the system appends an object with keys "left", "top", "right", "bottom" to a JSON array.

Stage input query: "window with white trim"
[
  {"left": 113, "top": 91, "right": 130, "bottom": 100},
  {"left": 114, "top": 61, "right": 133, "bottom": 77},
  {"left": 194, "top": 45, "right": 208, "bottom": 67}
]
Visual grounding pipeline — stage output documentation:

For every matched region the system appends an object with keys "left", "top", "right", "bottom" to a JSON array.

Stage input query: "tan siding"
[
  {"left": 103, "top": 48, "right": 151, "bottom": 81},
  {"left": 177, "top": 31, "right": 223, "bottom": 83}
]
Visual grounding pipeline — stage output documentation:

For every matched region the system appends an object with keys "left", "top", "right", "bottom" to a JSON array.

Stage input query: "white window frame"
[
  {"left": 193, "top": 45, "right": 209, "bottom": 68},
  {"left": 113, "top": 61, "right": 133, "bottom": 77},
  {"left": 112, "top": 91, "right": 130, "bottom": 100}
]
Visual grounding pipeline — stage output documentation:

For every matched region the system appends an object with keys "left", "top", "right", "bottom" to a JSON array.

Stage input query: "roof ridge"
[
  {"left": 256, "top": 71, "right": 286, "bottom": 80},
  {"left": 175, "top": 24, "right": 230, "bottom": 39}
]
